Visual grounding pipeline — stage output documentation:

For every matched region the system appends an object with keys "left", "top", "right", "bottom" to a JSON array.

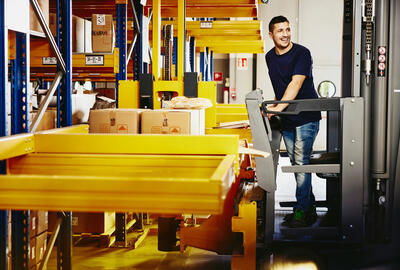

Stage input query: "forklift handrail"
[{"left": 262, "top": 97, "right": 341, "bottom": 115}]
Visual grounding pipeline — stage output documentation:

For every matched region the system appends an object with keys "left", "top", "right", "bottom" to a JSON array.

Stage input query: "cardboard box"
[
  {"left": 92, "top": 14, "right": 114, "bottom": 53},
  {"left": 31, "top": 111, "right": 56, "bottom": 132},
  {"left": 168, "top": 109, "right": 205, "bottom": 135},
  {"left": 50, "top": 13, "right": 91, "bottom": 53},
  {"left": 141, "top": 109, "right": 204, "bottom": 135},
  {"left": 36, "top": 211, "right": 48, "bottom": 236},
  {"left": 30, "top": 0, "right": 49, "bottom": 34},
  {"left": 48, "top": 212, "right": 115, "bottom": 234},
  {"left": 35, "top": 232, "right": 47, "bottom": 264},
  {"left": 89, "top": 109, "right": 146, "bottom": 134}
]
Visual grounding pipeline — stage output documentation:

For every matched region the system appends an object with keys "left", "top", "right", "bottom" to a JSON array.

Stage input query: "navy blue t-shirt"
[{"left": 265, "top": 43, "right": 321, "bottom": 129}]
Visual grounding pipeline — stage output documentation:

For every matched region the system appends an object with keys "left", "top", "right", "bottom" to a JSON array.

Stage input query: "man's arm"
[{"left": 267, "top": 74, "right": 306, "bottom": 112}]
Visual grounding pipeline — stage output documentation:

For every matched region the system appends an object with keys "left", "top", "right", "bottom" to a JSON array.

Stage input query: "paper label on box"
[
  {"left": 31, "top": 247, "right": 35, "bottom": 259},
  {"left": 72, "top": 216, "right": 79, "bottom": 226},
  {"left": 96, "top": 15, "right": 106, "bottom": 26}
]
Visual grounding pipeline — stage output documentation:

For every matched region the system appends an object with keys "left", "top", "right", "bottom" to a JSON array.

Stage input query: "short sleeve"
[
  {"left": 265, "top": 53, "right": 270, "bottom": 69},
  {"left": 293, "top": 49, "right": 312, "bottom": 77}
]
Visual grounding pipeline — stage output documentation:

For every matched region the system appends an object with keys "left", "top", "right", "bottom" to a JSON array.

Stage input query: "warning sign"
[
  {"left": 213, "top": 72, "right": 223, "bottom": 83},
  {"left": 117, "top": 124, "right": 128, "bottom": 133},
  {"left": 169, "top": 127, "right": 181, "bottom": 134},
  {"left": 237, "top": 58, "right": 248, "bottom": 70}
]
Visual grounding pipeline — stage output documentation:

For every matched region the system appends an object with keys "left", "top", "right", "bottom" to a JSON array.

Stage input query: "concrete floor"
[{"left": 47, "top": 233, "right": 231, "bottom": 270}]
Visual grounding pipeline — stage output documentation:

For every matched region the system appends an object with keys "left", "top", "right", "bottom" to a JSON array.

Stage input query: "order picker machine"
[{"left": 177, "top": 0, "right": 400, "bottom": 268}]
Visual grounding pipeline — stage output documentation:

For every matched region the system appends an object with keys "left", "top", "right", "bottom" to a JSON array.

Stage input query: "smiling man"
[{"left": 265, "top": 16, "right": 321, "bottom": 228}]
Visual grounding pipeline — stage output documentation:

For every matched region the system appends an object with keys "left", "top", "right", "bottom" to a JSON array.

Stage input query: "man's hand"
[{"left": 266, "top": 104, "right": 282, "bottom": 119}]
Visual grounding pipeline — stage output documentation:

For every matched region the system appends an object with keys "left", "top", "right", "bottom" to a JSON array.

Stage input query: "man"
[{"left": 265, "top": 16, "right": 321, "bottom": 227}]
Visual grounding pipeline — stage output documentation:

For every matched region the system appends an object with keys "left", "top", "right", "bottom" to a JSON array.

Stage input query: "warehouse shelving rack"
[
  {"left": 0, "top": 0, "right": 140, "bottom": 268},
  {"left": 0, "top": 1, "right": 261, "bottom": 269}
]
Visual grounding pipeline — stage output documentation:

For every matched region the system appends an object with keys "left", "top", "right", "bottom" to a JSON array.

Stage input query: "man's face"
[{"left": 269, "top": 21, "right": 291, "bottom": 49}]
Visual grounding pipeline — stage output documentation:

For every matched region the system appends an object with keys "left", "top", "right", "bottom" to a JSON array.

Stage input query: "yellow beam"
[
  {"left": 195, "top": 36, "right": 261, "bottom": 42},
  {"left": 34, "top": 134, "right": 239, "bottom": 156},
  {"left": 2, "top": 154, "right": 236, "bottom": 214},
  {"left": 0, "top": 171, "right": 228, "bottom": 214},
  {"left": 206, "top": 128, "right": 252, "bottom": 143},
  {"left": 37, "top": 125, "right": 89, "bottom": 134},
  {"left": 0, "top": 134, "right": 35, "bottom": 160},
  {"left": 161, "top": 7, "right": 257, "bottom": 18},
  {"left": 8, "top": 153, "right": 223, "bottom": 177},
  {"left": 196, "top": 40, "right": 264, "bottom": 54},
  {"left": 178, "top": 0, "right": 185, "bottom": 81},
  {"left": 216, "top": 104, "right": 249, "bottom": 124},
  {"left": 152, "top": 20, "right": 262, "bottom": 38},
  {"left": 148, "top": 0, "right": 257, "bottom": 5},
  {"left": 153, "top": 80, "right": 184, "bottom": 109},
  {"left": 152, "top": 0, "right": 161, "bottom": 80}
]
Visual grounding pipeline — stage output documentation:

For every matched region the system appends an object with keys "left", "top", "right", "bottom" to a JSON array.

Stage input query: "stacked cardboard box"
[
  {"left": 89, "top": 108, "right": 147, "bottom": 134},
  {"left": 49, "top": 13, "right": 92, "bottom": 53},
  {"left": 92, "top": 14, "right": 115, "bottom": 53},
  {"left": 141, "top": 109, "right": 205, "bottom": 135},
  {"left": 31, "top": 110, "right": 56, "bottom": 132},
  {"left": 29, "top": 211, "right": 48, "bottom": 269}
]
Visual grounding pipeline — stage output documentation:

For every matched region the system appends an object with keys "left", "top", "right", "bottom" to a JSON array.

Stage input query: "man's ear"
[{"left": 268, "top": 31, "right": 273, "bottom": 39}]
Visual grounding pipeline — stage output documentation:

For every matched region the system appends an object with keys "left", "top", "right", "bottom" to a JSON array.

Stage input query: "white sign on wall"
[{"left": 237, "top": 57, "right": 248, "bottom": 70}]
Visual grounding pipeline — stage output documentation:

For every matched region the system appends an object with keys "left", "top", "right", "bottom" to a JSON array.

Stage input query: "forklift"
[
  {"left": 243, "top": 0, "right": 400, "bottom": 268},
  {"left": 174, "top": 0, "right": 400, "bottom": 269}
]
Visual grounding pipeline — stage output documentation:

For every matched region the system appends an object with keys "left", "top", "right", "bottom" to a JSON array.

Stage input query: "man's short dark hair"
[{"left": 269, "top": 16, "right": 289, "bottom": 33}]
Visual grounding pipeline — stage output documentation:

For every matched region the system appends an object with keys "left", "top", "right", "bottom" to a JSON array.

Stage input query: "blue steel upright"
[
  {"left": 10, "top": 31, "right": 30, "bottom": 270},
  {"left": 57, "top": 1, "right": 72, "bottom": 269},
  {"left": 115, "top": 2, "right": 127, "bottom": 108},
  {"left": 0, "top": 1, "right": 8, "bottom": 269},
  {"left": 59, "top": 0, "right": 72, "bottom": 127},
  {"left": 115, "top": 1, "right": 128, "bottom": 246},
  {"left": 133, "top": 0, "right": 143, "bottom": 80},
  {"left": 11, "top": 32, "right": 28, "bottom": 134},
  {"left": 56, "top": 0, "right": 61, "bottom": 127}
]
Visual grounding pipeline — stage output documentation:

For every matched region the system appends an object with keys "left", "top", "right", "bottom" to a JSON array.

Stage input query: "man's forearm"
[{"left": 275, "top": 77, "right": 304, "bottom": 111}]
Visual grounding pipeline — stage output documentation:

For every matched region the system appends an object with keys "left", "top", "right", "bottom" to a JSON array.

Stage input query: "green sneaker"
[
  {"left": 305, "top": 206, "right": 318, "bottom": 225},
  {"left": 290, "top": 209, "right": 307, "bottom": 228}
]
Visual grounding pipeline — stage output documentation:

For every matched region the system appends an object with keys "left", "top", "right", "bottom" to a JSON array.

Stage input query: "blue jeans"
[{"left": 281, "top": 121, "right": 320, "bottom": 211}]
